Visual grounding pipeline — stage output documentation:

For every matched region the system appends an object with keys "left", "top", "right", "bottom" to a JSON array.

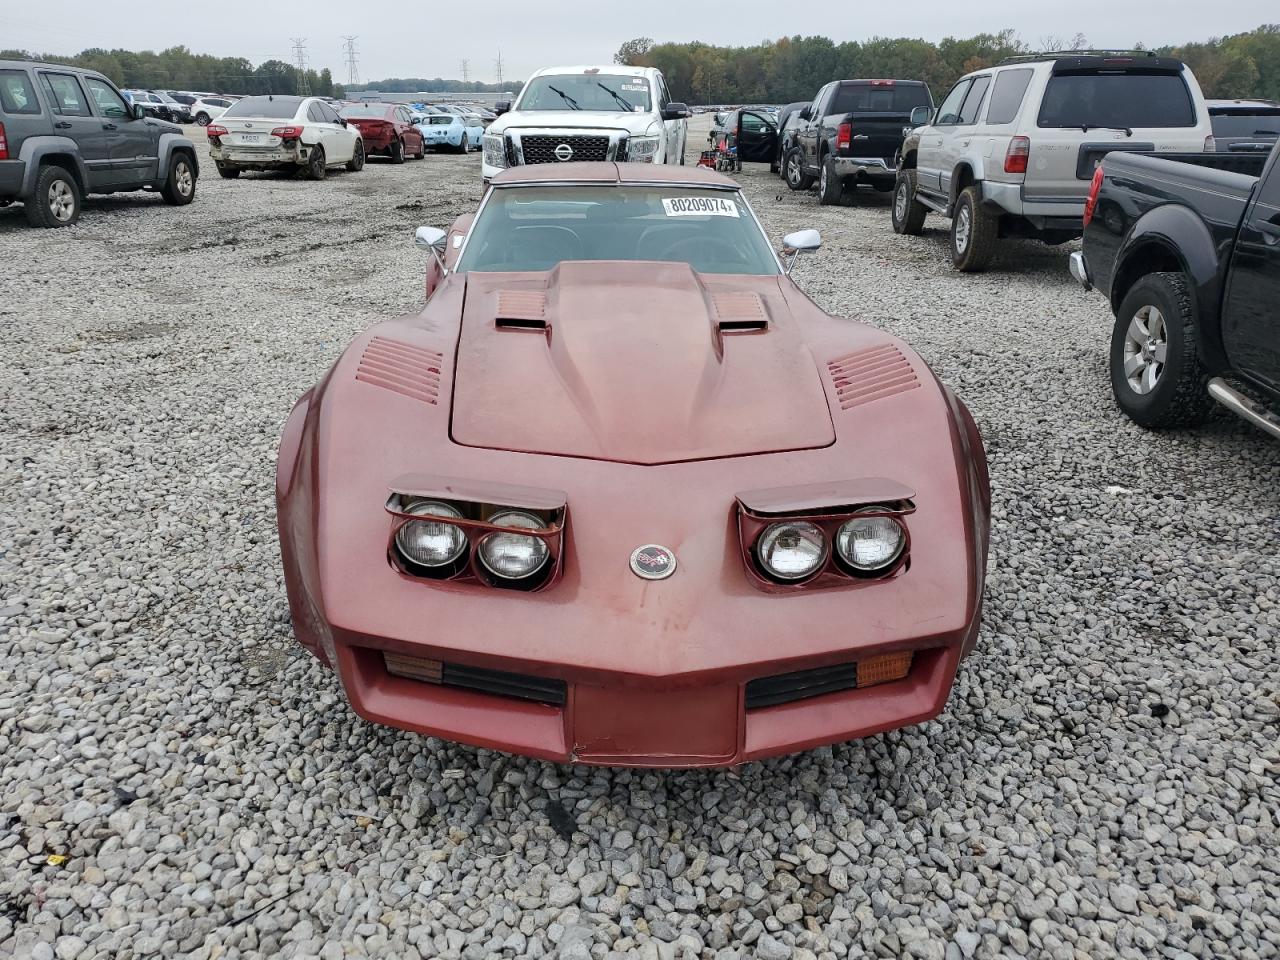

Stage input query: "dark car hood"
[{"left": 449, "top": 262, "right": 835, "bottom": 464}]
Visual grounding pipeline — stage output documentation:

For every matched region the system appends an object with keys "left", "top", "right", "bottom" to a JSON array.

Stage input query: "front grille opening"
[
  {"left": 384, "top": 652, "right": 567, "bottom": 706},
  {"left": 745, "top": 651, "right": 913, "bottom": 709},
  {"left": 520, "top": 134, "right": 611, "bottom": 163}
]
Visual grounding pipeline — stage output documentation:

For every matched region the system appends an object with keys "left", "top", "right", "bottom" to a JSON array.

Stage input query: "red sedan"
[
  {"left": 276, "top": 163, "right": 990, "bottom": 767},
  {"left": 338, "top": 103, "right": 424, "bottom": 162}
]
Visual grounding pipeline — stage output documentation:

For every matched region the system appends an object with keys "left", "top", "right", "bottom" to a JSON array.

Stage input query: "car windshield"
[
  {"left": 831, "top": 83, "right": 931, "bottom": 113},
  {"left": 1210, "top": 111, "right": 1280, "bottom": 137},
  {"left": 340, "top": 105, "right": 391, "bottom": 119},
  {"left": 457, "top": 185, "right": 779, "bottom": 276},
  {"left": 1038, "top": 72, "right": 1196, "bottom": 128},
  {"left": 518, "top": 74, "right": 652, "bottom": 112},
  {"left": 222, "top": 96, "right": 304, "bottom": 120}
]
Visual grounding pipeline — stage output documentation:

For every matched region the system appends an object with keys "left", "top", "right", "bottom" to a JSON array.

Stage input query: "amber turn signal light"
[{"left": 857, "top": 651, "right": 913, "bottom": 688}]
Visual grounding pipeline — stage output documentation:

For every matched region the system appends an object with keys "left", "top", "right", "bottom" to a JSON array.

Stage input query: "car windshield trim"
[{"left": 455, "top": 183, "right": 779, "bottom": 276}]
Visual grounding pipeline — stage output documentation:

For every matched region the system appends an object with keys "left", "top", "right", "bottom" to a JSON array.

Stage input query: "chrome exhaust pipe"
[{"left": 1208, "top": 378, "right": 1280, "bottom": 441}]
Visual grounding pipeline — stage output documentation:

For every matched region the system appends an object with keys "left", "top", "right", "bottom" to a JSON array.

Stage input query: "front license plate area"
[{"left": 572, "top": 684, "right": 739, "bottom": 765}]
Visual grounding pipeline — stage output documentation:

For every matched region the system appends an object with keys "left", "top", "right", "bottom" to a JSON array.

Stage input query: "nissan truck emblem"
[
  {"left": 554, "top": 143, "right": 574, "bottom": 161},
  {"left": 630, "top": 544, "right": 676, "bottom": 580}
]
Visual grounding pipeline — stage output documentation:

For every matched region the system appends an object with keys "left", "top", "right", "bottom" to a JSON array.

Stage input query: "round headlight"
[
  {"left": 394, "top": 501, "right": 468, "bottom": 569},
  {"left": 756, "top": 521, "right": 827, "bottom": 581},
  {"left": 478, "top": 511, "right": 550, "bottom": 580},
  {"left": 836, "top": 508, "right": 906, "bottom": 573}
]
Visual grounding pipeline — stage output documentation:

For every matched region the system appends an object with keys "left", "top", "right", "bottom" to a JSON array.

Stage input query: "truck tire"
[
  {"left": 1109, "top": 272, "right": 1215, "bottom": 429},
  {"left": 891, "top": 170, "right": 928, "bottom": 235},
  {"left": 25, "top": 164, "right": 81, "bottom": 228},
  {"left": 160, "top": 153, "right": 197, "bottom": 206},
  {"left": 784, "top": 148, "right": 814, "bottom": 191},
  {"left": 818, "top": 157, "right": 844, "bottom": 205},
  {"left": 950, "top": 186, "right": 996, "bottom": 272}
]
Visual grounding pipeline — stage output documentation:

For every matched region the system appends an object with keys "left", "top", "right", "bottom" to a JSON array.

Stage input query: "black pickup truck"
[
  {"left": 1071, "top": 148, "right": 1279, "bottom": 440},
  {"left": 784, "top": 79, "right": 933, "bottom": 205}
]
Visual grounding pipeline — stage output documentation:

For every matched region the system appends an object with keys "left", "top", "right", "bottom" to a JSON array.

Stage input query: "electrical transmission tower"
[
  {"left": 342, "top": 36, "right": 360, "bottom": 87},
  {"left": 460, "top": 59, "right": 471, "bottom": 83},
  {"left": 291, "top": 37, "right": 312, "bottom": 95},
  {"left": 494, "top": 51, "right": 504, "bottom": 88}
]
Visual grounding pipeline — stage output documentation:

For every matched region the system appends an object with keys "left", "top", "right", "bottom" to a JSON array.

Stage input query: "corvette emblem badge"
[
  {"left": 554, "top": 143, "right": 574, "bottom": 161},
  {"left": 630, "top": 544, "right": 676, "bottom": 580}
]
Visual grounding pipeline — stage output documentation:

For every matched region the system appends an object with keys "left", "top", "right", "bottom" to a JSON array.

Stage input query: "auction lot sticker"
[{"left": 662, "top": 197, "right": 740, "bottom": 218}]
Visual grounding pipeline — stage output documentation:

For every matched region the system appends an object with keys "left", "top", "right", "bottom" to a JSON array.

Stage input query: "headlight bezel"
[
  {"left": 625, "top": 135, "right": 662, "bottom": 163},
  {"left": 386, "top": 483, "right": 565, "bottom": 591},
  {"left": 736, "top": 488, "right": 914, "bottom": 591}
]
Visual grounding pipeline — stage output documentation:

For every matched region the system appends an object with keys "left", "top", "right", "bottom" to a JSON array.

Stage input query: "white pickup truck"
[{"left": 481, "top": 65, "right": 689, "bottom": 182}]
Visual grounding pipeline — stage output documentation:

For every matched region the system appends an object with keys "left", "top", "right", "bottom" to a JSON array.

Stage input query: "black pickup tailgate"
[{"left": 829, "top": 81, "right": 931, "bottom": 162}]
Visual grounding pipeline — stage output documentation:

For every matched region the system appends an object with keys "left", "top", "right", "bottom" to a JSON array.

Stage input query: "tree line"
[
  {"left": 0, "top": 46, "right": 342, "bottom": 97},
  {"left": 615, "top": 24, "right": 1280, "bottom": 105}
]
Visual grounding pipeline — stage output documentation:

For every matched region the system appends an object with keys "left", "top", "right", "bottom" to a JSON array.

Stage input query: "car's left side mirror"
[
  {"left": 910, "top": 106, "right": 932, "bottom": 127},
  {"left": 780, "top": 229, "right": 822, "bottom": 274},
  {"left": 662, "top": 102, "right": 690, "bottom": 121},
  {"left": 415, "top": 225, "right": 450, "bottom": 276}
]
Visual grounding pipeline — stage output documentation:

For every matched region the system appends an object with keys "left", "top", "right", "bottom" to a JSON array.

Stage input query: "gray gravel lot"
[{"left": 1, "top": 119, "right": 1278, "bottom": 960}]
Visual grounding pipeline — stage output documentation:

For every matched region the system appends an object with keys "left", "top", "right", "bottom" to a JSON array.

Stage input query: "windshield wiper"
[
  {"left": 597, "top": 82, "right": 635, "bottom": 113},
  {"left": 547, "top": 86, "right": 581, "bottom": 110},
  {"left": 1081, "top": 124, "right": 1133, "bottom": 136}
]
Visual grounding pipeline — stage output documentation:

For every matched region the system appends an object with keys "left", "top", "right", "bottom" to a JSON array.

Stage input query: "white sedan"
[
  {"left": 207, "top": 95, "right": 365, "bottom": 180},
  {"left": 190, "top": 97, "right": 234, "bottom": 126}
]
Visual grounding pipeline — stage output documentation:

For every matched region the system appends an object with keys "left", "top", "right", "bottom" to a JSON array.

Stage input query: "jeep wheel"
[
  {"left": 161, "top": 154, "right": 197, "bottom": 205},
  {"left": 390, "top": 139, "right": 405, "bottom": 164},
  {"left": 818, "top": 157, "right": 843, "bottom": 205},
  {"left": 950, "top": 186, "right": 996, "bottom": 272},
  {"left": 784, "top": 149, "right": 814, "bottom": 191},
  {"left": 305, "top": 145, "right": 327, "bottom": 180},
  {"left": 217, "top": 164, "right": 240, "bottom": 179},
  {"left": 346, "top": 139, "right": 365, "bottom": 172},
  {"left": 1109, "top": 272, "right": 1215, "bottom": 429},
  {"left": 25, "top": 165, "right": 81, "bottom": 228},
  {"left": 891, "top": 170, "right": 928, "bottom": 235}
]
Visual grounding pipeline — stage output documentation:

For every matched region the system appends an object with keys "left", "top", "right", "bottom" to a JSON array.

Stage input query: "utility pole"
[
  {"left": 291, "top": 37, "right": 311, "bottom": 95},
  {"left": 342, "top": 36, "right": 360, "bottom": 87},
  {"left": 494, "top": 51, "right": 504, "bottom": 88},
  {"left": 460, "top": 59, "right": 471, "bottom": 83}
]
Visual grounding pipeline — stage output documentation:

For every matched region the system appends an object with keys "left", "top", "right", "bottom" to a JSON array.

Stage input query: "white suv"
[
  {"left": 481, "top": 65, "right": 689, "bottom": 183},
  {"left": 893, "top": 52, "right": 1214, "bottom": 271}
]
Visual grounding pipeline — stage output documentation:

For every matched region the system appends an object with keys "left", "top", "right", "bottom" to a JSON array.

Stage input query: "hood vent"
[
  {"left": 712, "top": 292, "right": 768, "bottom": 332},
  {"left": 827, "top": 344, "right": 920, "bottom": 410},
  {"left": 355, "top": 337, "right": 443, "bottom": 405}
]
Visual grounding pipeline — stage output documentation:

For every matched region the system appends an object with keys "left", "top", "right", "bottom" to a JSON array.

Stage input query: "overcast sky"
[{"left": 2, "top": 3, "right": 1273, "bottom": 84}]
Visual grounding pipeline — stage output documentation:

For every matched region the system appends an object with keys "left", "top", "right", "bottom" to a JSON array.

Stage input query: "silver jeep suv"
[{"left": 892, "top": 52, "right": 1214, "bottom": 271}]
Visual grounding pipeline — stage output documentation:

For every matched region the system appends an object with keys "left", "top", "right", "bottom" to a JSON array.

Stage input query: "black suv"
[{"left": 0, "top": 60, "right": 199, "bottom": 227}]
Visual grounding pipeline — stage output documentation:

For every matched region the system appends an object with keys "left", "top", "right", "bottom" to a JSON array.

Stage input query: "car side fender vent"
[
  {"left": 355, "top": 337, "right": 443, "bottom": 405},
  {"left": 827, "top": 344, "right": 920, "bottom": 410}
]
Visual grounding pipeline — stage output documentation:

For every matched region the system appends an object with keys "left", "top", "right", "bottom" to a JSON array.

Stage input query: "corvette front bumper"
[{"left": 312, "top": 619, "right": 972, "bottom": 767}]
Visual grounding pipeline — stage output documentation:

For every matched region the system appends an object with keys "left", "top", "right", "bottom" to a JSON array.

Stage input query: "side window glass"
[
  {"left": 83, "top": 77, "right": 128, "bottom": 119},
  {"left": 0, "top": 69, "right": 41, "bottom": 115},
  {"left": 40, "top": 73, "right": 92, "bottom": 117},
  {"left": 985, "top": 69, "right": 1033, "bottom": 125},
  {"left": 958, "top": 76, "right": 991, "bottom": 124},
  {"left": 325, "top": 104, "right": 342, "bottom": 123},
  {"left": 308, "top": 103, "right": 324, "bottom": 123},
  {"left": 935, "top": 80, "right": 972, "bottom": 126}
]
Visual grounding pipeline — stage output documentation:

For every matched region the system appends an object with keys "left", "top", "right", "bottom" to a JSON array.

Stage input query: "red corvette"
[
  {"left": 338, "top": 103, "right": 425, "bottom": 162},
  {"left": 276, "top": 163, "right": 990, "bottom": 767}
]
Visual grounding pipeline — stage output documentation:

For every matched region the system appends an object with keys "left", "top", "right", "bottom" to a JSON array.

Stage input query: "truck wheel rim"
[
  {"left": 954, "top": 206, "right": 970, "bottom": 252},
  {"left": 895, "top": 182, "right": 909, "bottom": 220},
  {"left": 1123, "top": 305, "right": 1167, "bottom": 395},
  {"left": 820, "top": 165, "right": 827, "bottom": 194},
  {"left": 176, "top": 162, "right": 193, "bottom": 195},
  {"left": 49, "top": 181, "right": 74, "bottom": 221}
]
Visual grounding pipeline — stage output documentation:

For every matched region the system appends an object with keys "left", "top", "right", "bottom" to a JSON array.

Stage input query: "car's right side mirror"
[
  {"left": 132, "top": 103, "right": 147, "bottom": 120},
  {"left": 910, "top": 106, "right": 932, "bottom": 127},
  {"left": 494, "top": 101, "right": 511, "bottom": 116}
]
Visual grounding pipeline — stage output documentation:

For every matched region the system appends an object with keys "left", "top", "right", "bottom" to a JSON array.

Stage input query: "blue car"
[{"left": 414, "top": 109, "right": 484, "bottom": 153}]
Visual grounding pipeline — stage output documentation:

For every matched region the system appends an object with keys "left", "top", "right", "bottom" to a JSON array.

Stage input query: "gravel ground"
[{"left": 1, "top": 118, "right": 1278, "bottom": 960}]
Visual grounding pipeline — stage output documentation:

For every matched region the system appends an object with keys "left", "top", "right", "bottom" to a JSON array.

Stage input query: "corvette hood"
[{"left": 449, "top": 262, "right": 835, "bottom": 464}]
